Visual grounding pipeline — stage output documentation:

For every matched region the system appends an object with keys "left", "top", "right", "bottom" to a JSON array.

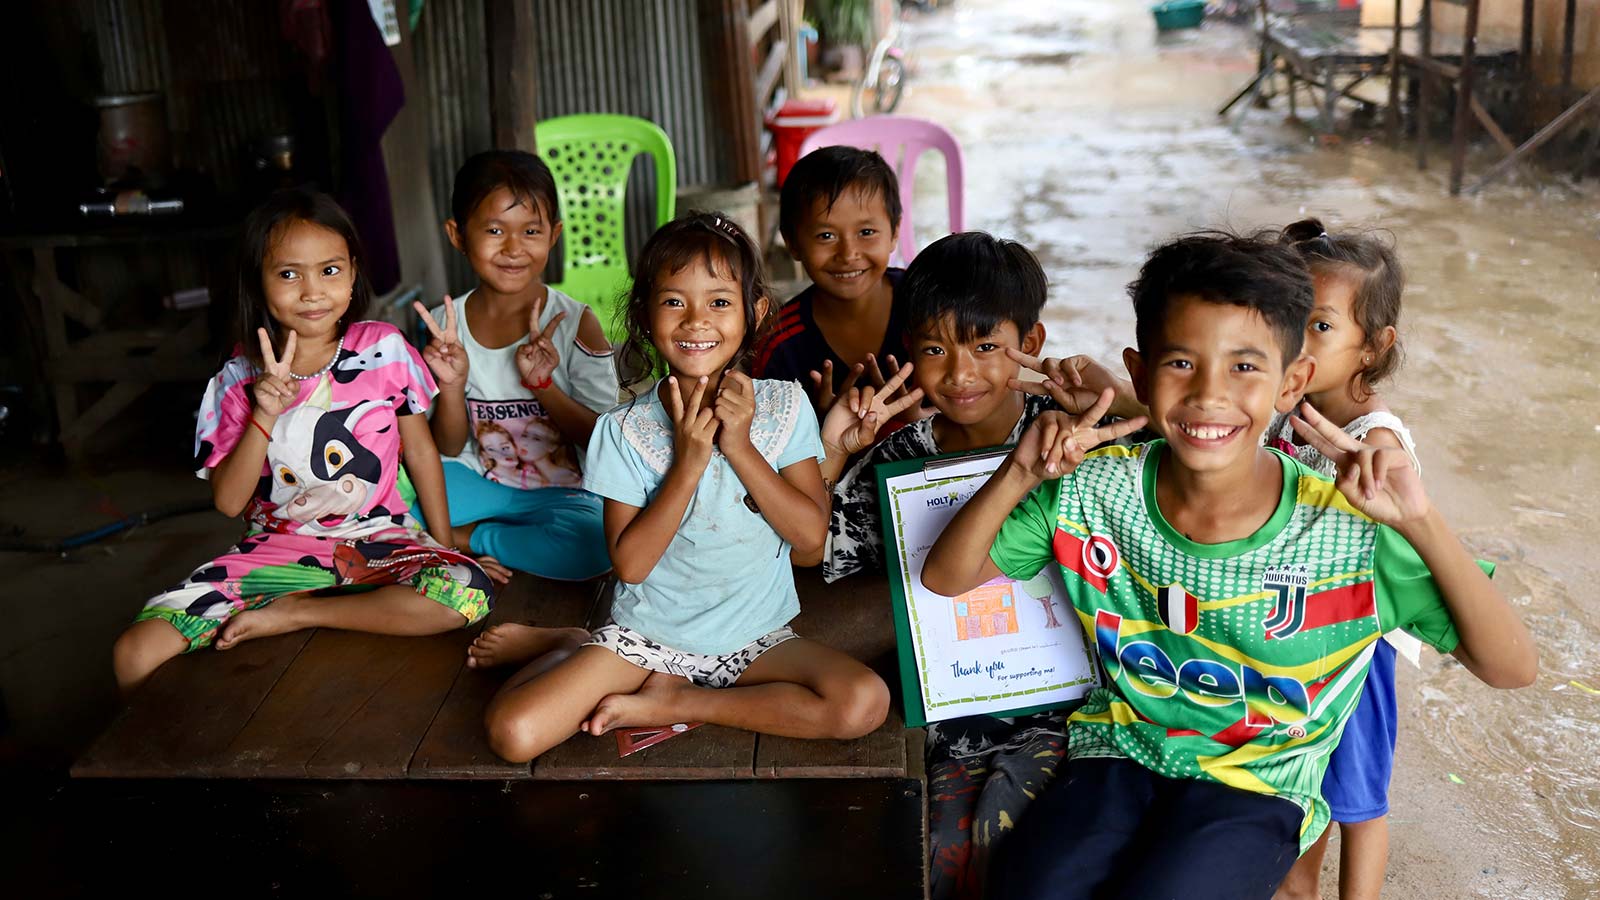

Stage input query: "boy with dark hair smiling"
[
  {"left": 808, "top": 230, "right": 1137, "bottom": 898},
  {"left": 922, "top": 232, "right": 1537, "bottom": 900},
  {"left": 753, "top": 146, "right": 910, "bottom": 410},
  {"left": 813, "top": 230, "right": 1104, "bottom": 582}
]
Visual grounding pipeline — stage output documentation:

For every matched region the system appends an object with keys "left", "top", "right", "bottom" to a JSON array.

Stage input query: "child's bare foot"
[
  {"left": 216, "top": 597, "right": 305, "bottom": 650},
  {"left": 583, "top": 671, "right": 695, "bottom": 735},
  {"left": 467, "top": 623, "right": 589, "bottom": 669}
]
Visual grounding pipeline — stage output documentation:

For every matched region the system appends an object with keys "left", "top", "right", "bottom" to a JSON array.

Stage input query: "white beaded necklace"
[{"left": 290, "top": 335, "right": 345, "bottom": 381}]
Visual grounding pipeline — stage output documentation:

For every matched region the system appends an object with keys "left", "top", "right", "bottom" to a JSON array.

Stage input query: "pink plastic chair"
[{"left": 798, "top": 115, "right": 965, "bottom": 265}]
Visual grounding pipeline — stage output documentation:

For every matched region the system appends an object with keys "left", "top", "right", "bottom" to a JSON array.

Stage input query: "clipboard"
[{"left": 875, "top": 448, "right": 1099, "bottom": 727}]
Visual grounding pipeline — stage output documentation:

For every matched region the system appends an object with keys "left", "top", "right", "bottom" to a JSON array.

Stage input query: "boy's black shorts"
[{"left": 989, "top": 757, "right": 1302, "bottom": 900}]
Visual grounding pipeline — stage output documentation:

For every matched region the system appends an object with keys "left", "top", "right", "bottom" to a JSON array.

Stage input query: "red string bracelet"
[
  {"left": 522, "top": 374, "right": 553, "bottom": 391},
  {"left": 250, "top": 417, "right": 273, "bottom": 442}
]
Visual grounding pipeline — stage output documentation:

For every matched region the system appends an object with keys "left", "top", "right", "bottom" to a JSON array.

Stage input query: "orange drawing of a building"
[{"left": 953, "top": 581, "right": 1020, "bottom": 641}]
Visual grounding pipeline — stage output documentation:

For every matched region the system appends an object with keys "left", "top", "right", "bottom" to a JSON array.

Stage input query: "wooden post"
[
  {"left": 1387, "top": 0, "right": 1403, "bottom": 143},
  {"left": 1560, "top": 0, "right": 1577, "bottom": 99},
  {"left": 698, "top": 0, "right": 761, "bottom": 185},
  {"left": 1214, "top": 0, "right": 1274, "bottom": 118},
  {"left": 1321, "top": 57, "right": 1338, "bottom": 135},
  {"left": 1521, "top": 0, "right": 1537, "bottom": 131},
  {"left": 1520, "top": 0, "right": 1535, "bottom": 77},
  {"left": 29, "top": 248, "right": 78, "bottom": 431},
  {"left": 1579, "top": 109, "right": 1600, "bottom": 182},
  {"left": 1257, "top": 0, "right": 1270, "bottom": 88},
  {"left": 1417, "top": 0, "right": 1431, "bottom": 169},
  {"left": 778, "top": 0, "right": 801, "bottom": 97},
  {"left": 486, "top": 0, "right": 537, "bottom": 152},
  {"left": 1470, "top": 84, "right": 1600, "bottom": 191},
  {"left": 1448, "top": 0, "right": 1481, "bottom": 195}
]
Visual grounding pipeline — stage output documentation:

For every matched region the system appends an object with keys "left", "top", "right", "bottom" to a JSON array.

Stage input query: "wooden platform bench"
[
  {"left": 1218, "top": 9, "right": 1519, "bottom": 141},
  {"left": 68, "top": 567, "right": 926, "bottom": 896}
]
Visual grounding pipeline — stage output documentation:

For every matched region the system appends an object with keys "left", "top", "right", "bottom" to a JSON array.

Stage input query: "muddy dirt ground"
[{"left": 893, "top": 2, "right": 1599, "bottom": 897}]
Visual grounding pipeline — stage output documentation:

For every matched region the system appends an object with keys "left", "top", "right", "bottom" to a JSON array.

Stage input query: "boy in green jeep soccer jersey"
[{"left": 922, "top": 232, "right": 1537, "bottom": 900}]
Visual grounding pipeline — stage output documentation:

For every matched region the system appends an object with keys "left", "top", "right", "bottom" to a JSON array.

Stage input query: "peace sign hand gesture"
[
  {"left": 809, "top": 359, "right": 862, "bottom": 412},
  {"left": 666, "top": 376, "right": 718, "bottom": 474},
  {"left": 1010, "top": 388, "right": 1148, "bottom": 486},
  {"left": 867, "top": 353, "right": 936, "bottom": 422},
  {"left": 1290, "top": 402, "right": 1432, "bottom": 526},
  {"left": 413, "top": 295, "right": 469, "bottom": 390},
  {"left": 714, "top": 370, "right": 758, "bottom": 456},
  {"left": 821, "top": 361, "right": 926, "bottom": 457},
  {"left": 516, "top": 292, "right": 567, "bottom": 389},
  {"left": 1006, "top": 349, "right": 1136, "bottom": 416},
  {"left": 253, "top": 327, "right": 300, "bottom": 418}
]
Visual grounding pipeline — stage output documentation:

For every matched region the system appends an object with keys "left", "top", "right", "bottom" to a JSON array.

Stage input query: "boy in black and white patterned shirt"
[
  {"left": 796, "top": 232, "right": 1148, "bottom": 900},
  {"left": 801, "top": 231, "right": 1144, "bottom": 583}
]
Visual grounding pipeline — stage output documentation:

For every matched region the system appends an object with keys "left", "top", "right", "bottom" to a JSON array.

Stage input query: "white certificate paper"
[{"left": 882, "top": 455, "right": 1099, "bottom": 723}]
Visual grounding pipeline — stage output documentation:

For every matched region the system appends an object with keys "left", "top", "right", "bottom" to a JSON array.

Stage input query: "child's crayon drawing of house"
[{"left": 952, "top": 581, "right": 1020, "bottom": 641}]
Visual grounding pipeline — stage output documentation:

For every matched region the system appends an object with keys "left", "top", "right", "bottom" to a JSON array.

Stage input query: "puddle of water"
[{"left": 896, "top": 1, "right": 1600, "bottom": 895}]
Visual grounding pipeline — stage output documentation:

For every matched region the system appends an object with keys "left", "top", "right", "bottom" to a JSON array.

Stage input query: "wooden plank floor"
[
  {"left": 218, "top": 627, "right": 470, "bottom": 779},
  {"left": 755, "top": 568, "right": 907, "bottom": 778},
  {"left": 408, "top": 575, "right": 589, "bottom": 780},
  {"left": 72, "top": 629, "right": 316, "bottom": 778},
  {"left": 74, "top": 569, "right": 916, "bottom": 782}
]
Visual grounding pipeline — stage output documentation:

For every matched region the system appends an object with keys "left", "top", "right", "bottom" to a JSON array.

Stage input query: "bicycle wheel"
[{"left": 870, "top": 55, "right": 906, "bottom": 114}]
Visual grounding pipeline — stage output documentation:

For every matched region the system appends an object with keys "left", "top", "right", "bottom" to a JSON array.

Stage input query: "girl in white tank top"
[{"left": 1271, "top": 218, "right": 1416, "bottom": 900}]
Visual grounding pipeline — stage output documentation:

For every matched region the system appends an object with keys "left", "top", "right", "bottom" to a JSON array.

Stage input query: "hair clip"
[
  {"left": 1291, "top": 228, "right": 1333, "bottom": 249},
  {"left": 710, "top": 215, "right": 741, "bottom": 240}
]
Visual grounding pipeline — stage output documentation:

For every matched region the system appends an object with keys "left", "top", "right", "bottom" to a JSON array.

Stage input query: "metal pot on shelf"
[{"left": 94, "top": 92, "right": 170, "bottom": 187}]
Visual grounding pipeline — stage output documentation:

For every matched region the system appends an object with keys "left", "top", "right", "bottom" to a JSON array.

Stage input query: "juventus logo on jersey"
[
  {"left": 1157, "top": 582, "right": 1198, "bottom": 635},
  {"left": 1262, "top": 564, "right": 1312, "bottom": 640}
]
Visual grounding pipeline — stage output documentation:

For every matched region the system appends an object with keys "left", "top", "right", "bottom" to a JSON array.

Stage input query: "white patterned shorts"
[{"left": 584, "top": 623, "right": 799, "bottom": 688}]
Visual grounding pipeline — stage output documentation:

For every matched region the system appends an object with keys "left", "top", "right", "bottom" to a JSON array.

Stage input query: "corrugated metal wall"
[
  {"left": 415, "top": 0, "right": 725, "bottom": 291},
  {"left": 93, "top": 0, "right": 170, "bottom": 93},
  {"left": 88, "top": 0, "right": 312, "bottom": 195},
  {"left": 533, "top": 1, "right": 716, "bottom": 187},
  {"left": 414, "top": 0, "right": 494, "bottom": 290}
]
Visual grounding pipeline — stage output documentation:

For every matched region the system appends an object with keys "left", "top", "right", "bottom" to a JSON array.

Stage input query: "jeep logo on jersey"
[
  {"left": 1094, "top": 609, "right": 1311, "bottom": 731},
  {"left": 1158, "top": 583, "right": 1198, "bottom": 635},
  {"left": 1262, "top": 564, "right": 1312, "bottom": 640}
]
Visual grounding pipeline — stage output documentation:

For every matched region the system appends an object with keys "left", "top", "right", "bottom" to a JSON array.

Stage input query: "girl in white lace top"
[
  {"left": 1272, "top": 218, "right": 1418, "bottom": 900},
  {"left": 476, "top": 213, "right": 890, "bottom": 766}
]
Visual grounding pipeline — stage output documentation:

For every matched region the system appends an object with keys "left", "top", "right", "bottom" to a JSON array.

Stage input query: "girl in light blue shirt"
[{"left": 480, "top": 212, "right": 890, "bottom": 764}]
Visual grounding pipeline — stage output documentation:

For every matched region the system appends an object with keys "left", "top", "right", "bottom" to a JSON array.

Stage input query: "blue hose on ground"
[{"left": 0, "top": 500, "right": 215, "bottom": 555}]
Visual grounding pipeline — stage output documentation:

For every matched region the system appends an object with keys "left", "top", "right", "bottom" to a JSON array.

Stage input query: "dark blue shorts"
[
  {"left": 988, "top": 757, "right": 1303, "bottom": 900},
  {"left": 1322, "top": 638, "right": 1399, "bottom": 823}
]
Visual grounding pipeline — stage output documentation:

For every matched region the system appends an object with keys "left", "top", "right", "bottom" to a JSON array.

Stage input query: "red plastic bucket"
[{"left": 765, "top": 98, "right": 840, "bottom": 187}]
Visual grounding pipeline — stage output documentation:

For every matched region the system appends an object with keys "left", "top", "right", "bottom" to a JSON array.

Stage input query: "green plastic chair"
[{"left": 535, "top": 114, "right": 677, "bottom": 342}]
